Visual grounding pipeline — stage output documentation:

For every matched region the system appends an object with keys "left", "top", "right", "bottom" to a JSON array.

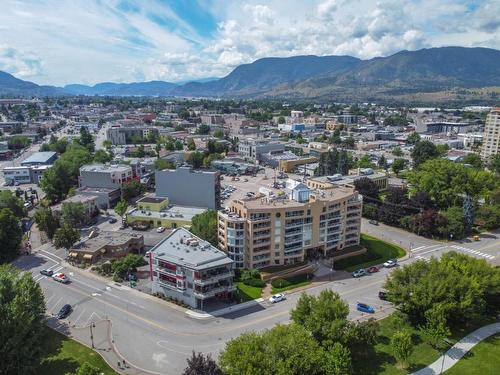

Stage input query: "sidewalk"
[
  {"left": 412, "top": 322, "right": 500, "bottom": 375},
  {"left": 48, "top": 318, "right": 161, "bottom": 375}
]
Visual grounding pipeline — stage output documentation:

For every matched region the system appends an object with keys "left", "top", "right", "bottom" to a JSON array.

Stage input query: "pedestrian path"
[
  {"left": 412, "top": 322, "right": 500, "bottom": 375},
  {"left": 450, "top": 244, "right": 495, "bottom": 259}
]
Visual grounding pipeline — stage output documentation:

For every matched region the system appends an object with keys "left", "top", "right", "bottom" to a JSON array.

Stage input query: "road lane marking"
[
  {"left": 50, "top": 297, "right": 63, "bottom": 314},
  {"left": 73, "top": 308, "right": 87, "bottom": 326},
  {"left": 40, "top": 249, "right": 64, "bottom": 261},
  {"left": 414, "top": 246, "right": 447, "bottom": 256}
]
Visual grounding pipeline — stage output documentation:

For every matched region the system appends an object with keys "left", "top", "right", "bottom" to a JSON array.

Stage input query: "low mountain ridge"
[{"left": 0, "top": 47, "right": 499, "bottom": 101}]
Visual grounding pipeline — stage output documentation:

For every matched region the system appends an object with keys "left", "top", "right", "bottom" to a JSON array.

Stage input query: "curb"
[{"left": 186, "top": 298, "right": 265, "bottom": 320}]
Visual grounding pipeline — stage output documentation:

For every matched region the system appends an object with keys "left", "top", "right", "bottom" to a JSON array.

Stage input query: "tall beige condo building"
[
  {"left": 218, "top": 185, "right": 362, "bottom": 269},
  {"left": 481, "top": 107, "right": 500, "bottom": 160}
]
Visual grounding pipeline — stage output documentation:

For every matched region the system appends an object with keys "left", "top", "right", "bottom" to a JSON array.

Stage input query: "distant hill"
[
  {"left": 64, "top": 81, "right": 178, "bottom": 96},
  {"left": 0, "top": 71, "right": 62, "bottom": 97},
  {"left": 172, "top": 55, "right": 361, "bottom": 97},
  {"left": 0, "top": 46, "right": 499, "bottom": 102}
]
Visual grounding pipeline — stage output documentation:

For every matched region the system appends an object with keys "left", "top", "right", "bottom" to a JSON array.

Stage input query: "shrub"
[
  {"left": 243, "top": 278, "right": 266, "bottom": 288},
  {"left": 271, "top": 278, "right": 291, "bottom": 289},
  {"left": 240, "top": 269, "right": 261, "bottom": 282}
]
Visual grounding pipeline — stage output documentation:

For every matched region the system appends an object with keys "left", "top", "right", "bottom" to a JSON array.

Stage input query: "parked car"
[
  {"left": 378, "top": 291, "right": 389, "bottom": 300},
  {"left": 52, "top": 272, "right": 70, "bottom": 284},
  {"left": 156, "top": 226, "right": 165, "bottom": 233},
  {"left": 40, "top": 269, "right": 53, "bottom": 277},
  {"left": 356, "top": 302, "right": 375, "bottom": 314},
  {"left": 269, "top": 293, "right": 286, "bottom": 303},
  {"left": 108, "top": 218, "right": 117, "bottom": 224},
  {"left": 383, "top": 259, "right": 398, "bottom": 268},
  {"left": 57, "top": 304, "right": 72, "bottom": 319},
  {"left": 367, "top": 266, "right": 379, "bottom": 273},
  {"left": 368, "top": 220, "right": 379, "bottom": 225},
  {"left": 352, "top": 269, "right": 367, "bottom": 278}
]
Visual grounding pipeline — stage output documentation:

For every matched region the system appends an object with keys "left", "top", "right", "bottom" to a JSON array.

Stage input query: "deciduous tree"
[
  {"left": 53, "top": 223, "right": 80, "bottom": 251},
  {"left": 183, "top": 352, "right": 222, "bottom": 375},
  {"left": 0, "top": 208, "right": 23, "bottom": 264},
  {"left": 0, "top": 264, "right": 45, "bottom": 374},
  {"left": 391, "top": 330, "right": 413, "bottom": 368}
]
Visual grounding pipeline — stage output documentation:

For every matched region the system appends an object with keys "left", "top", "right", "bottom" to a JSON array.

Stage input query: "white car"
[
  {"left": 383, "top": 259, "right": 398, "bottom": 268},
  {"left": 156, "top": 226, "right": 165, "bottom": 233},
  {"left": 269, "top": 293, "right": 286, "bottom": 303},
  {"left": 52, "top": 272, "right": 70, "bottom": 284}
]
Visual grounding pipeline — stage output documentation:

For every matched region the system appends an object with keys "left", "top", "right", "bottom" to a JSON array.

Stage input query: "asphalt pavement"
[{"left": 12, "top": 222, "right": 500, "bottom": 375}]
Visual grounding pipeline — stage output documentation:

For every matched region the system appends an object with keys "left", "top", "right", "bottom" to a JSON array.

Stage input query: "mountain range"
[{"left": 1, "top": 47, "right": 499, "bottom": 102}]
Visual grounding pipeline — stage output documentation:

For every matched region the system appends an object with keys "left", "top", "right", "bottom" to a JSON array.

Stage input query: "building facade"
[
  {"left": 79, "top": 164, "right": 133, "bottom": 189},
  {"left": 218, "top": 186, "right": 362, "bottom": 269},
  {"left": 481, "top": 108, "right": 500, "bottom": 160},
  {"left": 238, "top": 139, "right": 285, "bottom": 162},
  {"left": 149, "top": 228, "right": 235, "bottom": 310},
  {"left": 155, "top": 166, "right": 220, "bottom": 209}
]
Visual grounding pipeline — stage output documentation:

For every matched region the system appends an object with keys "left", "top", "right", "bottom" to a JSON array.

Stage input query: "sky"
[{"left": 0, "top": 0, "right": 499, "bottom": 86}]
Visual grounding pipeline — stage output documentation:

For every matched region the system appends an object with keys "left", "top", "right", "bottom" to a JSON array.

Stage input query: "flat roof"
[
  {"left": 128, "top": 205, "right": 206, "bottom": 222},
  {"left": 236, "top": 187, "right": 355, "bottom": 209},
  {"left": 151, "top": 228, "right": 232, "bottom": 270},
  {"left": 138, "top": 196, "right": 167, "bottom": 204},
  {"left": 72, "top": 231, "right": 143, "bottom": 254},
  {"left": 80, "top": 164, "right": 131, "bottom": 173},
  {"left": 21, "top": 151, "right": 57, "bottom": 164}
]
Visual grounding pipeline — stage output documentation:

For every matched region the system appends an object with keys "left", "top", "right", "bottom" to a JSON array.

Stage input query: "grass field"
[
  {"left": 445, "top": 334, "right": 500, "bottom": 374},
  {"left": 235, "top": 281, "right": 263, "bottom": 302},
  {"left": 335, "top": 234, "right": 406, "bottom": 272},
  {"left": 37, "top": 327, "right": 117, "bottom": 375},
  {"left": 271, "top": 274, "right": 312, "bottom": 293},
  {"left": 353, "top": 314, "right": 499, "bottom": 375}
]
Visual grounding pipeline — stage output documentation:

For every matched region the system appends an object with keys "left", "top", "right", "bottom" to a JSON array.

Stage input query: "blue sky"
[{"left": 0, "top": 0, "right": 499, "bottom": 85}]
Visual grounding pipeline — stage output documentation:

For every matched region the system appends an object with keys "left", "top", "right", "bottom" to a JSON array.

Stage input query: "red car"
[{"left": 367, "top": 266, "right": 379, "bottom": 273}]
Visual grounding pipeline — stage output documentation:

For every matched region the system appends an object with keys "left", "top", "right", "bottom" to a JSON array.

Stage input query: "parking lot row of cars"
[{"left": 351, "top": 259, "right": 398, "bottom": 278}]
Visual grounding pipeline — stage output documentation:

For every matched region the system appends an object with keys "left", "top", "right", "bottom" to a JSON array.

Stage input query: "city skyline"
[{"left": 0, "top": 0, "right": 499, "bottom": 86}]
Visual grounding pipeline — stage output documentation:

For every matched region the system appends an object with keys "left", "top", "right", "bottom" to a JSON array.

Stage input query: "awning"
[
  {"left": 83, "top": 254, "right": 93, "bottom": 260},
  {"left": 68, "top": 252, "right": 78, "bottom": 258}
]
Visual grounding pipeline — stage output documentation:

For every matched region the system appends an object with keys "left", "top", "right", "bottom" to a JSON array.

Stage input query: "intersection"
[{"left": 13, "top": 221, "right": 500, "bottom": 375}]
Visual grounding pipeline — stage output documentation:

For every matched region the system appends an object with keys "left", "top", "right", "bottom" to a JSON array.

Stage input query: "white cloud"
[
  {"left": 0, "top": 45, "right": 42, "bottom": 78},
  {"left": 0, "top": 0, "right": 498, "bottom": 85}
]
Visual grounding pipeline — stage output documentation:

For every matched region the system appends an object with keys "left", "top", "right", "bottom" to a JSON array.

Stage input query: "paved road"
[{"left": 13, "top": 226, "right": 500, "bottom": 375}]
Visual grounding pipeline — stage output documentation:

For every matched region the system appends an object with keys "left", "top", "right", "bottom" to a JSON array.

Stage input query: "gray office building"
[
  {"left": 155, "top": 166, "right": 220, "bottom": 209},
  {"left": 149, "top": 228, "right": 235, "bottom": 310},
  {"left": 79, "top": 164, "right": 133, "bottom": 189},
  {"left": 238, "top": 139, "right": 285, "bottom": 162}
]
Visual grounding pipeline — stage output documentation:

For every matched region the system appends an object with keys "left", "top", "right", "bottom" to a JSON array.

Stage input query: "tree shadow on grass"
[
  {"left": 38, "top": 325, "right": 79, "bottom": 375},
  {"left": 351, "top": 344, "right": 396, "bottom": 375}
]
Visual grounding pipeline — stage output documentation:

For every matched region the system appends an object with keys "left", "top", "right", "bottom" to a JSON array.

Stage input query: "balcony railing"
[
  {"left": 194, "top": 285, "right": 236, "bottom": 299},
  {"left": 194, "top": 271, "right": 234, "bottom": 286}
]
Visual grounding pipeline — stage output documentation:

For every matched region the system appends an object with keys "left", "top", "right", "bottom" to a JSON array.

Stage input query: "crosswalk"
[
  {"left": 450, "top": 245, "right": 495, "bottom": 260},
  {"left": 410, "top": 243, "right": 496, "bottom": 262}
]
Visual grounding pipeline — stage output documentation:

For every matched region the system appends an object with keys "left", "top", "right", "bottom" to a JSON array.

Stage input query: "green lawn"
[
  {"left": 335, "top": 234, "right": 406, "bottom": 272},
  {"left": 271, "top": 274, "right": 312, "bottom": 293},
  {"left": 445, "top": 334, "right": 500, "bottom": 374},
  {"left": 37, "top": 327, "right": 117, "bottom": 375},
  {"left": 353, "top": 314, "right": 499, "bottom": 375},
  {"left": 235, "top": 281, "right": 263, "bottom": 302}
]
